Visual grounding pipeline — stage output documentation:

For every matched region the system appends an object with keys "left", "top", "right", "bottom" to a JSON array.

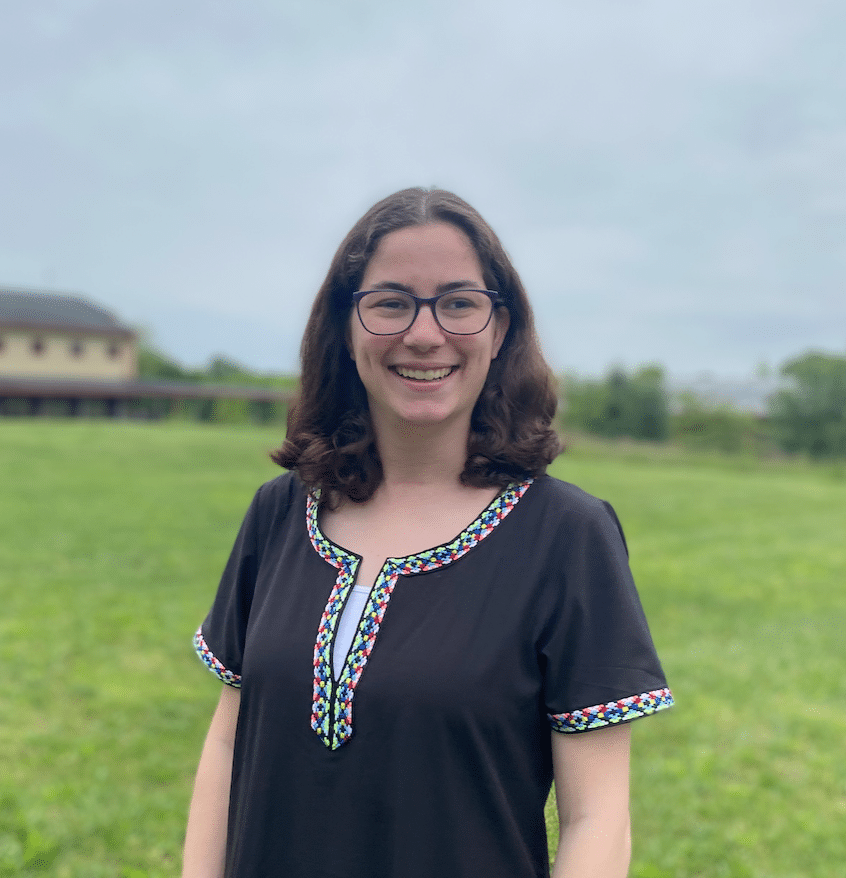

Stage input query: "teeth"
[{"left": 395, "top": 366, "right": 453, "bottom": 381}]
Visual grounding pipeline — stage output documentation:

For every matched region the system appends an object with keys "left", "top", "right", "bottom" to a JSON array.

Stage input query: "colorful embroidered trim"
[
  {"left": 307, "top": 480, "right": 532, "bottom": 750},
  {"left": 549, "top": 687, "right": 674, "bottom": 733},
  {"left": 193, "top": 627, "right": 242, "bottom": 688}
]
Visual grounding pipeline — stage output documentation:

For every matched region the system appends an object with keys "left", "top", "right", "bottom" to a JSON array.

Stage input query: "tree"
[
  {"left": 630, "top": 365, "right": 669, "bottom": 441},
  {"left": 137, "top": 346, "right": 191, "bottom": 381},
  {"left": 559, "top": 373, "right": 608, "bottom": 435},
  {"left": 672, "top": 392, "right": 768, "bottom": 455},
  {"left": 768, "top": 351, "right": 846, "bottom": 459},
  {"left": 560, "top": 364, "right": 669, "bottom": 442}
]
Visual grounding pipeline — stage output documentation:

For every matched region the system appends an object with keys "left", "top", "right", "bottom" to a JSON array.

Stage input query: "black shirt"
[{"left": 195, "top": 472, "right": 673, "bottom": 878}]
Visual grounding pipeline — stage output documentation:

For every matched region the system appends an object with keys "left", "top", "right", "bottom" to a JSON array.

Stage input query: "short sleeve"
[
  {"left": 543, "top": 499, "right": 674, "bottom": 732},
  {"left": 193, "top": 487, "right": 265, "bottom": 688}
]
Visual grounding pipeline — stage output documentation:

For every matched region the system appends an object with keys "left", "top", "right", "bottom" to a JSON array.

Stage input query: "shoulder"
[
  {"left": 255, "top": 469, "right": 307, "bottom": 504},
  {"left": 521, "top": 475, "right": 628, "bottom": 555},
  {"left": 523, "top": 474, "right": 614, "bottom": 522},
  {"left": 257, "top": 469, "right": 309, "bottom": 508},
  {"left": 230, "top": 471, "right": 310, "bottom": 560},
  {"left": 246, "top": 470, "right": 309, "bottom": 528}
]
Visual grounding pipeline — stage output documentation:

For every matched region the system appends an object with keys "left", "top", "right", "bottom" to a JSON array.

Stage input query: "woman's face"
[{"left": 347, "top": 222, "right": 509, "bottom": 436}]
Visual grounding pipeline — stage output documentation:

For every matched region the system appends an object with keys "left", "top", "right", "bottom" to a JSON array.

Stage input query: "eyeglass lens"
[{"left": 357, "top": 290, "right": 494, "bottom": 335}]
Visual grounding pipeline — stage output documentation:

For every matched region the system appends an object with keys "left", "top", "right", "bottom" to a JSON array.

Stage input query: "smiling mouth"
[{"left": 392, "top": 366, "right": 457, "bottom": 381}]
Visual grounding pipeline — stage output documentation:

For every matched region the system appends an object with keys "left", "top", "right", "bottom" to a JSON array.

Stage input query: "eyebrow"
[{"left": 366, "top": 280, "right": 485, "bottom": 293}]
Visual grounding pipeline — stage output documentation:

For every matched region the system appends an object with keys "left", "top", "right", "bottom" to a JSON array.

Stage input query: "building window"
[
  {"left": 108, "top": 343, "right": 122, "bottom": 359},
  {"left": 31, "top": 337, "right": 45, "bottom": 356},
  {"left": 70, "top": 340, "right": 84, "bottom": 358}
]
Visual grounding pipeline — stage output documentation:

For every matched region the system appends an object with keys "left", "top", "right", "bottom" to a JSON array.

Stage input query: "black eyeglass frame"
[{"left": 351, "top": 288, "right": 503, "bottom": 336}]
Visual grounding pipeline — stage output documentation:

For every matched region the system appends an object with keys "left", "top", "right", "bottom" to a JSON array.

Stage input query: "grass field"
[{"left": 1, "top": 420, "right": 843, "bottom": 877}]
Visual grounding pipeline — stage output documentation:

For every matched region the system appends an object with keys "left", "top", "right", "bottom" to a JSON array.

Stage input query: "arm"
[
  {"left": 550, "top": 723, "right": 632, "bottom": 878},
  {"left": 182, "top": 685, "right": 241, "bottom": 878}
]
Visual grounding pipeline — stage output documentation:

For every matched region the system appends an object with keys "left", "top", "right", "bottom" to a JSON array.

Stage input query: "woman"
[{"left": 183, "top": 188, "right": 673, "bottom": 878}]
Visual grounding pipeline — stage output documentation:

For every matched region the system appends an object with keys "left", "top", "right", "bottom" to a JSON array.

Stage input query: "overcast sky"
[{"left": 2, "top": 0, "right": 844, "bottom": 378}]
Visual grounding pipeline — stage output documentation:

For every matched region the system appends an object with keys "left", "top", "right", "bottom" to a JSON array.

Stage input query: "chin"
[
  {"left": 382, "top": 400, "right": 467, "bottom": 429},
  {"left": 399, "top": 406, "right": 453, "bottom": 425}
]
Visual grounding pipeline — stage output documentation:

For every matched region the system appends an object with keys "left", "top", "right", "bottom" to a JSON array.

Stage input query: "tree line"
[
  {"left": 141, "top": 345, "right": 846, "bottom": 458},
  {"left": 559, "top": 351, "right": 846, "bottom": 460},
  {"left": 137, "top": 347, "right": 294, "bottom": 424}
]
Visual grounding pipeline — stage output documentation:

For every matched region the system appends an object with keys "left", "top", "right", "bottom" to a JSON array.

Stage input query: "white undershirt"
[{"left": 332, "top": 584, "right": 371, "bottom": 681}]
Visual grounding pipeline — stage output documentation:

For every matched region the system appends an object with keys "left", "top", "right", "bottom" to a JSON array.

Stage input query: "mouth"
[{"left": 391, "top": 365, "right": 457, "bottom": 382}]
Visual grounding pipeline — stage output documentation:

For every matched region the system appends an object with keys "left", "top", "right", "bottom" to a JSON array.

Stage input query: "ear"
[{"left": 491, "top": 307, "right": 510, "bottom": 359}]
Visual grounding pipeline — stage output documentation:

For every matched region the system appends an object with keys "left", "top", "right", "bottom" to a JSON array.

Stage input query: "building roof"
[{"left": 0, "top": 288, "right": 135, "bottom": 337}]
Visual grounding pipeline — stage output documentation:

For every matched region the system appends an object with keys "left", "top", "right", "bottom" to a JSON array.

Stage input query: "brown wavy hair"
[{"left": 272, "top": 187, "right": 560, "bottom": 504}]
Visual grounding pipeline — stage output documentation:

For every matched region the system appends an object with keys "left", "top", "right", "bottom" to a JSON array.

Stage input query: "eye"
[
  {"left": 439, "top": 291, "right": 484, "bottom": 312},
  {"left": 379, "top": 298, "right": 411, "bottom": 311},
  {"left": 361, "top": 291, "right": 414, "bottom": 313}
]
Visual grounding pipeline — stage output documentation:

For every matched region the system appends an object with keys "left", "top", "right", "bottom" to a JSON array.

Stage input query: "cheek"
[
  {"left": 458, "top": 339, "right": 495, "bottom": 372},
  {"left": 491, "top": 312, "right": 510, "bottom": 359},
  {"left": 350, "top": 333, "right": 394, "bottom": 368}
]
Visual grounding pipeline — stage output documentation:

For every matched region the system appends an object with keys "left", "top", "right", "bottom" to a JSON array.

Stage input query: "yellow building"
[{"left": 0, "top": 288, "right": 138, "bottom": 381}]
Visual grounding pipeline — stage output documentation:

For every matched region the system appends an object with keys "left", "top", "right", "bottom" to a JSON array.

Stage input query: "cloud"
[{"left": 1, "top": 0, "right": 844, "bottom": 375}]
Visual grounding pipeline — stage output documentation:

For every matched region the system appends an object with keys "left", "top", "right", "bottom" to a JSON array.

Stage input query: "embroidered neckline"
[{"left": 306, "top": 479, "right": 532, "bottom": 749}]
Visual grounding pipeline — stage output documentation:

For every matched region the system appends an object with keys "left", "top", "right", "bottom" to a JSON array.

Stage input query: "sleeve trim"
[
  {"left": 193, "top": 627, "right": 242, "bottom": 688},
  {"left": 548, "top": 687, "right": 674, "bottom": 733}
]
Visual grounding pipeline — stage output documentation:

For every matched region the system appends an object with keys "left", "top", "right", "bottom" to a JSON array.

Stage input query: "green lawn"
[{"left": 1, "top": 421, "right": 843, "bottom": 877}]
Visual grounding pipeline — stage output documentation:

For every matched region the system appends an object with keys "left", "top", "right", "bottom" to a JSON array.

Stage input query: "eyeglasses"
[{"left": 352, "top": 289, "right": 502, "bottom": 336}]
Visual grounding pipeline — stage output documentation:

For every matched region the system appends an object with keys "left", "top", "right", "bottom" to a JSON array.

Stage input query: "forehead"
[{"left": 361, "top": 222, "right": 484, "bottom": 288}]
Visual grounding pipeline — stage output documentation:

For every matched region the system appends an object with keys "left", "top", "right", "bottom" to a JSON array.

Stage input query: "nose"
[{"left": 403, "top": 302, "right": 445, "bottom": 348}]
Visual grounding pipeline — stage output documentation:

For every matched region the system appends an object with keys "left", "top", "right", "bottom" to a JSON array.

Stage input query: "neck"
[{"left": 372, "top": 414, "right": 471, "bottom": 490}]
